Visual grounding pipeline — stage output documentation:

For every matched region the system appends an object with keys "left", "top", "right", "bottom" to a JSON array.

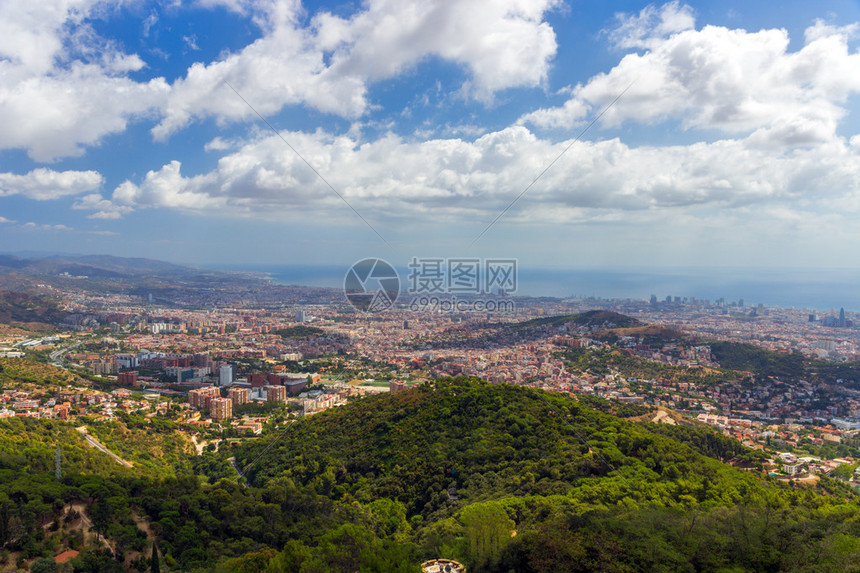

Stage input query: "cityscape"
[{"left": 5, "top": 267, "right": 860, "bottom": 472}]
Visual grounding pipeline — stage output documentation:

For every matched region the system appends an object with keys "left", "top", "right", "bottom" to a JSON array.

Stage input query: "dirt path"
[
  {"left": 65, "top": 502, "right": 114, "bottom": 552},
  {"left": 651, "top": 409, "right": 677, "bottom": 425},
  {"left": 191, "top": 435, "right": 221, "bottom": 455},
  {"left": 76, "top": 426, "right": 134, "bottom": 468}
]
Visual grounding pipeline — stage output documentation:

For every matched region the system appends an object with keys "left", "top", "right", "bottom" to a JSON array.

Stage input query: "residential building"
[
  {"left": 265, "top": 385, "right": 287, "bottom": 402},
  {"left": 228, "top": 386, "right": 249, "bottom": 406},
  {"left": 210, "top": 397, "right": 232, "bottom": 420},
  {"left": 117, "top": 371, "right": 138, "bottom": 387},
  {"left": 188, "top": 386, "right": 221, "bottom": 409}
]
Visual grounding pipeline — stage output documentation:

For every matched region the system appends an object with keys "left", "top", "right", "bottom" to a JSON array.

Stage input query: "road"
[
  {"left": 50, "top": 340, "right": 84, "bottom": 367},
  {"left": 76, "top": 426, "right": 134, "bottom": 468}
]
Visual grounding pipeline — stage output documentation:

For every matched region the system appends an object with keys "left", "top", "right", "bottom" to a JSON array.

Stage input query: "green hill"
[
  {"left": 3, "top": 378, "right": 860, "bottom": 572},
  {"left": 236, "top": 377, "right": 751, "bottom": 513},
  {"left": 222, "top": 377, "right": 860, "bottom": 572},
  {"left": 710, "top": 340, "right": 860, "bottom": 387},
  {"left": 510, "top": 310, "right": 642, "bottom": 331}
]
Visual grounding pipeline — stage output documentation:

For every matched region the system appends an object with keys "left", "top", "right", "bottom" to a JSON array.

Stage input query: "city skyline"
[{"left": 1, "top": 0, "right": 860, "bottom": 272}]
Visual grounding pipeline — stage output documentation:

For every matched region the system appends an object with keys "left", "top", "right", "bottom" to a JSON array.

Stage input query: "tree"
[
  {"left": 151, "top": 541, "right": 160, "bottom": 573},
  {"left": 89, "top": 498, "right": 112, "bottom": 541},
  {"left": 29, "top": 557, "right": 58, "bottom": 573},
  {"left": 460, "top": 502, "right": 515, "bottom": 570}
]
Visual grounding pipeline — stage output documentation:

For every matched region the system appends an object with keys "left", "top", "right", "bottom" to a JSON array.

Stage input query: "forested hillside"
[{"left": 3, "top": 378, "right": 860, "bottom": 572}]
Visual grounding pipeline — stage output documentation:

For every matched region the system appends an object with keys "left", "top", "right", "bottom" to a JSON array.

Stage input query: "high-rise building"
[
  {"left": 189, "top": 386, "right": 221, "bottom": 409},
  {"left": 247, "top": 373, "right": 268, "bottom": 388},
  {"left": 118, "top": 371, "right": 138, "bottom": 387},
  {"left": 210, "top": 397, "right": 232, "bottom": 420},
  {"left": 295, "top": 309, "right": 305, "bottom": 322},
  {"left": 265, "top": 385, "right": 288, "bottom": 402},
  {"left": 219, "top": 365, "right": 233, "bottom": 386},
  {"left": 228, "top": 387, "right": 249, "bottom": 406}
]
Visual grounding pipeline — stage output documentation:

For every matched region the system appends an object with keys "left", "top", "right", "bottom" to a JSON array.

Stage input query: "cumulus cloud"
[
  {"left": 72, "top": 193, "right": 133, "bottom": 219},
  {"left": 1, "top": 67, "right": 169, "bottom": 161},
  {"left": 0, "top": 1, "right": 170, "bottom": 161},
  {"left": 316, "top": 0, "right": 560, "bottom": 100},
  {"left": 520, "top": 6, "right": 860, "bottom": 148},
  {"left": 0, "top": 0, "right": 564, "bottom": 157},
  {"left": 154, "top": 0, "right": 560, "bottom": 137},
  {"left": 0, "top": 168, "right": 103, "bottom": 200},
  {"left": 77, "top": 125, "right": 860, "bottom": 227}
]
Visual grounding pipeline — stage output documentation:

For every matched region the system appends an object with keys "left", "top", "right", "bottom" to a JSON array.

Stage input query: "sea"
[{"left": 206, "top": 264, "right": 860, "bottom": 313}]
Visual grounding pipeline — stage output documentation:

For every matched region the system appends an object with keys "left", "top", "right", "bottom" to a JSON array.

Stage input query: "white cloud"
[
  {"left": 22, "top": 222, "right": 73, "bottom": 231},
  {"left": 0, "top": 216, "right": 15, "bottom": 224},
  {"left": 0, "top": 168, "right": 103, "bottom": 200},
  {"left": 0, "top": 0, "right": 562, "bottom": 158},
  {"left": 183, "top": 35, "right": 200, "bottom": 51},
  {"left": 154, "top": 0, "right": 560, "bottom": 137},
  {"left": 607, "top": 1, "right": 695, "bottom": 50},
  {"left": 78, "top": 126, "right": 860, "bottom": 230},
  {"left": 520, "top": 6, "right": 860, "bottom": 148},
  {"left": 1, "top": 66, "right": 170, "bottom": 161},
  {"left": 316, "top": 0, "right": 561, "bottom": 100},
  {"left": 0, "top": 0, "right": 169, "bottom": 161},
  {"left": 204, "top": 136, "right": 238, "bottom": 152},
  {"left": 72, "top": 193, "right": 133, "bottom": 219},
  {"left": 110, "top": 160, "right": 227, "bottom": 213}
]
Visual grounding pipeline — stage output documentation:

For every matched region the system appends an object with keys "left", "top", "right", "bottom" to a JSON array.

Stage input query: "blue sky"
[{"left": 1, "top": 0, "right": 860, "bottom": 275}]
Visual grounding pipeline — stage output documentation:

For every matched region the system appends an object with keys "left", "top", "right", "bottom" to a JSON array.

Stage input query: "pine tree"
[{"left": 151, "top": 541, "right": 160, "bottom": 573}]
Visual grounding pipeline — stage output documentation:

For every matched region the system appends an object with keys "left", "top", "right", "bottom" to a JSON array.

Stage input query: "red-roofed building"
[{"left": 55, "top": 549, "right": 79, "bottom": 563}]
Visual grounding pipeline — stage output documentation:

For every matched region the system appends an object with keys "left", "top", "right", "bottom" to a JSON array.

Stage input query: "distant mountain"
[
  {"left": 0, "top": 253, "right": 343, "bottom": 308},
  {"left": 0, "top": 252, "right": 258, "bottom": 294},
  {"left": 0, "top": 253, "right": 196, "bottom": 278}
]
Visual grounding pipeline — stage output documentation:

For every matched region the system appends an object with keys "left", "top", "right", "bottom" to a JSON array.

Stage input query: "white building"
[{"left": 219, "top": 365, "right": 234, "bottom": 386}]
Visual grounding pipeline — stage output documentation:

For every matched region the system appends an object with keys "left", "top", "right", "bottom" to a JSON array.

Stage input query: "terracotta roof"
[{"left": 55, "top": 550, "right": 79, "bottom": 563}]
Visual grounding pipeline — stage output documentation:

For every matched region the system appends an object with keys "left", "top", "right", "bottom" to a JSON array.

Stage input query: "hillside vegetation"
[
  {"left": 711, "top": 340, "right": 860, "bottom": 386},
  {"left": 0, "top": 291, "right": 66, "bottom": 329},
  {"left": 509, "top": 310, "right": 642, "bottom": 331},
  {"left": 0, "top": 357, "right": 85, "bottom": 388},
  {"left": 3, "top": 378, "right": 860, "bottom": 572}
]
